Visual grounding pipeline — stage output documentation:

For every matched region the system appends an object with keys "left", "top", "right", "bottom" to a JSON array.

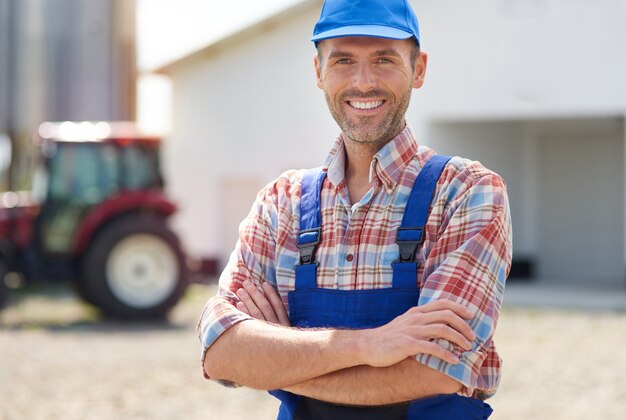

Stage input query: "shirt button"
[{"left": 346, "top": 254, "right": 354, "bottom": 262}]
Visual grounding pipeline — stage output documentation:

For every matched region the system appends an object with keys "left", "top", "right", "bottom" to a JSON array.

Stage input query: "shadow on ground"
[{"left": 0, "top": 282, "right": 189, "bottom": 332}]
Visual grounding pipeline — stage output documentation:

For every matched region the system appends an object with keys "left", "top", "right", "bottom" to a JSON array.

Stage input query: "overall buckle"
[
  {"left": 395, "top": 227, "right": 425, "bottom": 263},
  {"left": 296, "top": 228, "right": 321, "bottom": 265}
]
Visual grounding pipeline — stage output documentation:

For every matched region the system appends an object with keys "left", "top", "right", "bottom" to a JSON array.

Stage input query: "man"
[{"left": 198, "top": 0, "right": 512, "bottom": 418}]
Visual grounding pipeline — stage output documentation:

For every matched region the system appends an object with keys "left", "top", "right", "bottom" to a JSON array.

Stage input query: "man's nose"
[{"left": 352, "top": 64, "right": 377, "bottom": 92}]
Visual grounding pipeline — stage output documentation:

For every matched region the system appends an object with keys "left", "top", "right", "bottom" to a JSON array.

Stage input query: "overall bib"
[{"left": 269, "top": 155, "right": 493, "bottom": 419}]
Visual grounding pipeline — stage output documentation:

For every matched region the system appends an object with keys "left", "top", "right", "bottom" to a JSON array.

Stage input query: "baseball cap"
[{"left": 311, "top": 0, "right": 420, "bottom": 46}]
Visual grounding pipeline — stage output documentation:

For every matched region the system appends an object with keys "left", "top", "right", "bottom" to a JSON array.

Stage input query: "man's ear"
[
  {"left": 412, "top": 51, "right": 428, "bottom": 89},
  {"left": 313, "top": 54, "right": 323, "bottom": 89}
]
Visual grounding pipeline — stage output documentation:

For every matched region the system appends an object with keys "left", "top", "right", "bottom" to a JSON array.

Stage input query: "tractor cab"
[
  {"left": 34, "top": 122, "right": 165, "bottom": 256},
  {"left": 0, "top": 122, "right": 188, "bottom": 318}
]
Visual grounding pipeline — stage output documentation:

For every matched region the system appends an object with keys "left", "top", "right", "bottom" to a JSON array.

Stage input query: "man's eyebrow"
[
  {"left": 373, "top": 49, "right": 402, "bottom": 57},
  {"left": 326, "top": 49, "right": 403, "bottom": 60},
  {"left": 326, "top": 50, "right": 355, "bottom": 60}
]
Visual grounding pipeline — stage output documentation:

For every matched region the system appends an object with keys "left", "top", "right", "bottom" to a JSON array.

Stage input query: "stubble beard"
[{"left": 325, "top": 87, "right": 413, "bottom": 152}]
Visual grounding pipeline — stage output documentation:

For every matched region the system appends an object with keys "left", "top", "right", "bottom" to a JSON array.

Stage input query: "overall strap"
[
  {"left": 392, "top": 155, "right": 452, "bottom": 288},
  {"left": 295, "top": 167, "right": 327, "bottom": 289}
]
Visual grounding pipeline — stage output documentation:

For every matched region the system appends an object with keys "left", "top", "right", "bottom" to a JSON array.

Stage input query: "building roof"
[{"left": 155, "top": 0, "right": 320, "bottom": 75}]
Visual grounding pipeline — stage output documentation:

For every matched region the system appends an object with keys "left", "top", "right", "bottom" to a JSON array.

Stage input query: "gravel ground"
[{"left": 1, "top": 283, "right": 625, "bottom": 420}]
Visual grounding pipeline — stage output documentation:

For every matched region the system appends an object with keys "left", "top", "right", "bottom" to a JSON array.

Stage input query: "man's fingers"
[
  {"left": 242, "top": 280, "right": 279, "bottom": 323},
  {"left": 235, "top": 280, "right": 290, "bottom": 326},
  {"left": 416, "top": 310, "right": 476, "bottom": 342},
  {"left": 236, "top": 301, "right": 250, "bottom": 315},
  {"left": 409, "top": 300, "right": 476, "bottom": 342},
  {"left": 416, "top": 299, "right": 474, "bottom": 319},
  {"left": 262, "top": 282, "right": 290, "bottom": 326},
  {"left": 411, "top": 340, "right": 460, "bottom": 365},
  {"left": 236, "top": 288, "right": 264, "bottom": 320},
  {"left": 416, "top": 324, "right": 472, "bottom": 351}
]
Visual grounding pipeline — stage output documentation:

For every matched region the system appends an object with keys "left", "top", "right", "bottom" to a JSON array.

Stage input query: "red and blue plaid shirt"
[{"left": 198, "top": 126, "right": 512, "bottom": 399}]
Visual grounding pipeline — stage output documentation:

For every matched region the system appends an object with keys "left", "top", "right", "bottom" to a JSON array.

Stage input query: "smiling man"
[{"left": 198, "top": 0, "right": 512, "bottom": 419}]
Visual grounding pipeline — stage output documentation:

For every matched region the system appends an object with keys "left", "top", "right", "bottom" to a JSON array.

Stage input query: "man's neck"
[
  {"left": 343, "top": 139, "right": 381, "bottom": 205},
  {"left": 340, "top": 124, "right": 407, "bottom": 204}
]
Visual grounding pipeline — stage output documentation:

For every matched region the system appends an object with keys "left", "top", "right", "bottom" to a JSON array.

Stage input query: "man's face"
[{"left": 314, "top": 36, "right": 427, "bottom": 149}]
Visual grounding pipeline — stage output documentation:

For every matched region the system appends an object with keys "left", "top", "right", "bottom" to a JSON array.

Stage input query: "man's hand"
[
  {"left": 359, "top": 300, "right": 475, "bottom": 367},
  {"left": 235, "top": 280, "right": 290, "bottom": 326}
]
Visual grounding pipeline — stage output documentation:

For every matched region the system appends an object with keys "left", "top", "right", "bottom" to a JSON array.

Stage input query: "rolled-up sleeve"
[
  {"left": 196, "top": 181, "right": 282, "bottom": 379},
  {"left": 415, "top": 170, "right": 512, "bottom": 399}
]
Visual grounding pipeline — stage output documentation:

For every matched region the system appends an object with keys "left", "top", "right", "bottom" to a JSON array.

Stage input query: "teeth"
[{"left": 350, "top": 100, "right": 383, "bottom": 110}]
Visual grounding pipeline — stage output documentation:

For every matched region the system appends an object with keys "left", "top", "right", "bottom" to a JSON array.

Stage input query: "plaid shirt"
[{"left": 197, "top": 126, "right": 512, "bottom": 399}]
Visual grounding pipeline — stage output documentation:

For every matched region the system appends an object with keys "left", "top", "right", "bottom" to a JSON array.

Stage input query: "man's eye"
[
  {"left": 336, "top": 58, "right": 352, "bottom": 64},
  {"left": 377, "top": 58, "right": 393, "bottom": 64}
]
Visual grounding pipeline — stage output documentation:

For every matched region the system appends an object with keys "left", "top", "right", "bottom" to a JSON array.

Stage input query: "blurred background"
[{"left": 1, "top": 0, "right": 626, "bottom": 419}]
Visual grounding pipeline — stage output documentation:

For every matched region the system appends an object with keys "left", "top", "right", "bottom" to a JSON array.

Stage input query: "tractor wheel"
[
  {"left": 0, "top": 259, "right": 8, "bottom": 309},
  {"left": 81, "top": 214, "right": 188, "bottom": 318},
  {"left": 72, "top": 266, "right": 100, "bottom": 306}
]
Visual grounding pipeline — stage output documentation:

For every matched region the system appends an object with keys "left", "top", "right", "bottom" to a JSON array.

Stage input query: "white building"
[{"left": 156, "top": 0, "right": 626, "bottom": 289}]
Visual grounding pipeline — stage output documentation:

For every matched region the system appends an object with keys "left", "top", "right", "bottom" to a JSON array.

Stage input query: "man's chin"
[
  {"left": 341, "top": 123, "right": 400, "bottom": 145},
  {"left": 342, "top": 131, "right": 388, "bottom": 147}
]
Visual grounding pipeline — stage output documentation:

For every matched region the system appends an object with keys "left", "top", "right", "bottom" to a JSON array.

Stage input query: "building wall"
[
  {"left": 536, "top": 118, "right": 624, "bottom": 285},
  {"left": 164, "top": 0, "right": 626, "bottom": 281},
  {"left": 165, "top": 7, "right": 333, "bottom": 257},
  {"left": 410, "top": 0, "right": 626, "bottom": 124},
  {"left": 428, "top": 117, "right": 625, "bottom": 285}
]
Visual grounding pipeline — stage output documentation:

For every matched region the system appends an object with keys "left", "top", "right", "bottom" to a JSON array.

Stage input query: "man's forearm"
[
  {"left": 206, "top": 298, "right": 474, "bottom": 391},
  {"left": 284, "top": 357, "right": 462, "bottom": 406},
  {"left": 204, "top": 319, "right": 365, "bottom": 390}
]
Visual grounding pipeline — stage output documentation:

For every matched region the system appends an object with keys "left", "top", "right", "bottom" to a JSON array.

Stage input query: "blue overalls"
[{"left": 269, "top": 155, "right": 493, "bottom": 419}]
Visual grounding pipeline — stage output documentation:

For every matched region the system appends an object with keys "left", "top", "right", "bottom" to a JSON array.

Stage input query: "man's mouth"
[{"left": 348, "top": 100, "right": 385, "bottom": 110}]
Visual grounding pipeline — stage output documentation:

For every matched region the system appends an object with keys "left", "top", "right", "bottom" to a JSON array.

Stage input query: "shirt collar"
[
  {"left": 370, "top": 126, "right": 419, "bottom": 191},
  {"left": 322, "top": 125, "right": 419, "bottom": 192},
  {"left": 323, "top": 134, "right": 347, "bottom": 190}
]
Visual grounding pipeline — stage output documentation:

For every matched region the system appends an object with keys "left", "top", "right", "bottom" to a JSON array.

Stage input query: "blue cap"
[{"left": 311, "top": 0, "right": 420, "bottom": 46}]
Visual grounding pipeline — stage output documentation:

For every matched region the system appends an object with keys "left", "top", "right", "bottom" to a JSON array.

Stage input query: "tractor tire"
[
  {"left": 81, "top": 214, "right": 188, "bottom": 318},
  {"left": 73, "top": 267, "right": 100, "bottom": 306},
  {"left": 0, "top": 259, "right": 9, "bottom": 309}
]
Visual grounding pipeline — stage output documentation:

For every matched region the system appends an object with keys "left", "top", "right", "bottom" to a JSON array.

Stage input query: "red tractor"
[{"left": 0, "top": 122, "right": 188, "bottom": 318}]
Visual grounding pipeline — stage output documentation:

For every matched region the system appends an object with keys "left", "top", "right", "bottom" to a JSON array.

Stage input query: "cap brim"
[{"left": 311, "top": 25, "right": 414, "bottom": 42}]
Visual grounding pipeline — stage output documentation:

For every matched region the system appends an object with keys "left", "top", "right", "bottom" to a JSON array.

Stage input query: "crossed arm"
[
  {"left": 203, "top": 281, "right": 474, "bottom": 405},
  {"left": 202, "top": 170, "right": 511, "bottom": 405}
]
